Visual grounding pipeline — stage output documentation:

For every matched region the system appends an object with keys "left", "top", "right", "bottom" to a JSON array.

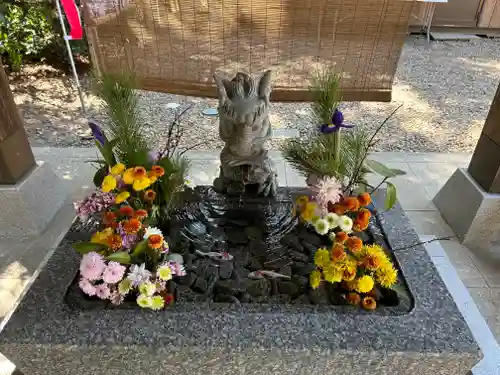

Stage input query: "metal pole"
[{"left": 54, "top": 0, "right": 87, "bottom": 115}]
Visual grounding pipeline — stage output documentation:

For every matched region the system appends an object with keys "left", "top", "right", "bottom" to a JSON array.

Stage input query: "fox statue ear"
[
  {"left": 258, "top": 70, "right": 272, "bottom": 100},
  {"left": 213, "top": 73, "right": 230, "bottom": 103}
]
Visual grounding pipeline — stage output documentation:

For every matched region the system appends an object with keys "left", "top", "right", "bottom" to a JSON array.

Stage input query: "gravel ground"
[{"left": 10, "top": 36, "right": 500, "bottom": 152}]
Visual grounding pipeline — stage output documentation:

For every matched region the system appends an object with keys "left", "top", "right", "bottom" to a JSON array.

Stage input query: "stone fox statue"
[{"left": 212, "top": 70, "right": 278, "bottom": 197}]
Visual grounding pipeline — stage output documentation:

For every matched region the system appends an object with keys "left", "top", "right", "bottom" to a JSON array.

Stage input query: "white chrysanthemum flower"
[
  {"left": 184, "top": 176, "right": 196, "bottom": 189},
  {"left": 143, "top": 226, "right": 163, "bottom": 240},
  {"left": 328, "top": 231, "right": 337, "bottom": 243},
  {"left": 325, "top": 212, "right": 340, "bottom": 229},
  {"left": 314, "top": 218, "right": 330, "bottom": 235},
  {"left": 338, "top": 215, "right": 353, "bottom": 233}
]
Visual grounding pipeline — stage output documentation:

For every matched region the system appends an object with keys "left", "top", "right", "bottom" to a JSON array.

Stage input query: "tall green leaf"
[
  {"left": 365, "top": 159, "right": 406, "bottom": 178},
  {"left": 73, "top": 242, "right": 108, "bottom": 255},
  {"left": 105, "top": 252, "right": 131, "bottom": 264},
  {"left": 385, "top": 182, "right": 397, "bottom": 210}
]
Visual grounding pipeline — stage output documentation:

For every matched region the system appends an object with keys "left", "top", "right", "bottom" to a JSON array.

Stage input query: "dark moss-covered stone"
[
  {"left": 247, "top": 279, "right": 270, "bottom": 297},
  {"left": 263, "top": 257, "right": 292, "bottom": 270},
  {"left": 192, "top": 277, "right": 208, "bottom": 293},
  {"left": 218, "top": 262, "right": 234, "bottom": 279},
  {"left": 244, "top": 226, "right": 263, "bottom": 241},
  {"left": 177, "top": 272, "right": 197, "bottom": 287},
  {"left": 278, "top": 281, "right": 299, "bottom": 298},
  {"left": 282, "top": 233, "right": 303, "bottom": 252}
]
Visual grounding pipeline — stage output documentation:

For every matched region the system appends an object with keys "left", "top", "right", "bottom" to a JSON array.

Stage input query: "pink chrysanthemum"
[
  {"left": 95, "top": 283, "right": 111, "bottom": 300},
  {"left": 79, "top": 252, "right": 106, "bottom": 281},
  {"left": 109, "top": 291, "right": 124, "bottom": 305},
  {"left": 73, "top": 191, "right": 115, "bottom": 220},
  {"left": 168, "top": 261, "right": 186, "bottom": 277},
  {"left": 311, "top": 176, "right": 342, "bottom": 212},
  {"left": 78, "top": 277, "right": 96, "bottom": 296},
  {"left": 102, "top": 261, "right": 126, "bottom": 284}
]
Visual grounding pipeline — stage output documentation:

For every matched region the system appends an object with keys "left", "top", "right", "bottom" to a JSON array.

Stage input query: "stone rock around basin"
[
  {"left": 0, "top": 189, "right": 482, "bottom": 375},
  {"left": 65, "top": 187, "right": 411, "bottom": 312}
]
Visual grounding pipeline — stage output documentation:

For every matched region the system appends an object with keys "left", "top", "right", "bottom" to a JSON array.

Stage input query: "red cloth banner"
[{"left": 60, "top": 0, "right": 83, "bottom": 40}]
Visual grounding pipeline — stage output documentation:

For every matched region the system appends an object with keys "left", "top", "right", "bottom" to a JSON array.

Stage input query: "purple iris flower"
[
  {"left": 319, "top": 109, "right": 354, "bottom": 134},
  {"left": 88, "top": 120, "right": 107, "bottom": 146},
  {"left": 148, "top": 149, "right": 161, "bottom": 163}
]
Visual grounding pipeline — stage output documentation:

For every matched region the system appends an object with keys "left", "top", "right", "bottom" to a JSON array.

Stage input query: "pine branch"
[{"left": 94, "top": 73, "right": 148, "bottom": 166}]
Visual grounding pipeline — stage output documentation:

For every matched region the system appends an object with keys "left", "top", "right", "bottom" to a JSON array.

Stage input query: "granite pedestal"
[
  {"left": 0, "top": 197, "right": 481, "bottom": 375},
  {"left": 434, "top": 168, "right": 500, "bottom": 260},
  {"left": 0, "top": 161, "right": 67, "bottom": 239}
]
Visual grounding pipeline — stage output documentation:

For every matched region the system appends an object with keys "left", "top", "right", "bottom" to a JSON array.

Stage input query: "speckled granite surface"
[{"left": 0, "top": 195, "right": 482, "bottom": 375}]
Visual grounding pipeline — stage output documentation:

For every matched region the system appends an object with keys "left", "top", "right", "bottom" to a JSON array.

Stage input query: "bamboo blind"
[{"left": 83, "top": 0, "right": 415, "bottom": 102}]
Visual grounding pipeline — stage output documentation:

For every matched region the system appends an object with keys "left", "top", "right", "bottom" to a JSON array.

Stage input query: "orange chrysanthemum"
[
  {"left": 346, "top": 292, "right": 361, "bottom": 306},
  {"left": 331, "top": 244, "right": 346, "bottom": 261},
  {"left": 134, "top": 209, "right": 148, "bottom": 220},
  {"left": 132, "top": 166, "right": 147, "bottom": 180},
  {"left": 103, "top": 211, "right": 117, "bottom": 228},
  {"left": 329, "top": 203, "right": 346, "bottom": 215},
  {"left": 343, "top": 268, "right": 357, "bottom": 282},
  {"left": 144, "top": 189, "right": 156, "bottom": 201},
  {"left": 123, "top": 218, "right": 142, "bottom": 234},
  {"left": 346, "top": 236, "right": 363, "bottom": 252},
  {"left": 357, "top": 208, "right": 371, "bottom": 223},
  {"left": 367, "top": 288, "right": 378, "bottom": 299},
  {"left": 119, "top": 205, "right": 134, "bottom": 217},
  {"left": 151, "top": 165, "right": 165, "bottom": 177},
  {"left": 358, "top": 192, "right": 371, "bottom": 207},
  {"left": 343, "top": 197, "right": 360, "bottom": 211},
  {"left": 361, "top": 254, "right": 381, "bottom": 271},
  {"left": 361, "top": 296, "right": 377, "bottom": 310},
  {"left": 335, "top": 231, "right": 348, "bottom": 243},
  {"left": 148, "top": 234, "right": 164, "bottom": 249},
  {"left": 353, "top": 218, "right": 369, "bottom": 232},
  {"left": 107, "top": 234, "right": 122, "bottom": 251},
  {"left": 344, "top": 280, "right": 358, "bottom": 291},
  {"left": 147, "top": 171, "right": 158, "bottom": 184}
]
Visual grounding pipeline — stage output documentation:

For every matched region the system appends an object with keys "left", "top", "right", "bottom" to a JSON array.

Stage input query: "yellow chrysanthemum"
[
  {"left": 296, "top": 196, "right": 309, "bottom": 204},
  {"left": 101, "top": 174, "right": 117, "bottom": 192},
  {"left": 375, "top": 265, "right": 398, "bottom": 288},
  {"left": 355, "top": 275, "right": 375, "bottom": 294},
  {"left": 118, "top": 279, "right": 132, "bottom": 295},
  {"left": 132, "top": 177, "right": 151, "bottom": 191},
  {"left": 110, "top": 163, "right": 126, "bottom": 175},
  {"left": 300, "top": 202, "right": 318, "bottom": 222},
  {"left": 91, "top": 228, "right": 113, "bottom": 245},
  {"left": 137, "top": 294, "right": 152, "bottom": 308},
  {"left": 322, "top": 264, "right": 343, "bottom": 283},
  {"left": 158, "top": 266, "right": 172, "bottom": 281},
  {"left": 115, "top": 191, "right": 130, "bottom": 204},
  {"left": 123, "top": 168, "right": 135, "bottom": 184},
  {"left": 314, "top": 248, "right": 330, "bottom": 268},
  {"left": 309, "top": 269, "right": 322, "bottom": 289},
  {"left": 361, "top": 244, "right": 391, "bottom": 267},
  {"left": 151, "top": 295, "right": 165, "bottom": 310}
]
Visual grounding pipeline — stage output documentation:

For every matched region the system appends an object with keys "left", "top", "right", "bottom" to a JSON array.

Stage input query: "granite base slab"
[
  {"left": 434, "top": 168, "right": 500, "bottom": 260},
  {"left": 0, "top": 191, "right": 482, "bottom": 375}
]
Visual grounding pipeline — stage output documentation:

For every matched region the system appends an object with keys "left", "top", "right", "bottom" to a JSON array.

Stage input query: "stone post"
[
  {"left": 0, "top": 63, "right": 67, "bottom": 239},
  {"left": 0, "top": 63, "right": 37, "bottom": 183},
  {"left": 434, "top": 82, "right": 500, "bottom": 259}
]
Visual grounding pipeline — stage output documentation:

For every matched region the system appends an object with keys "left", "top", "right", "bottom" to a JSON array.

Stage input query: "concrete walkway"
[{"left": 1, "top": 148, "right": 499, "bottom": 374}]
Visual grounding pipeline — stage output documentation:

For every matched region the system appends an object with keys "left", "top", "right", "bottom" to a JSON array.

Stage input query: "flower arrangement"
[
  {"left": 294, "top": 193, "right": 398, "bottom": 310},
  {"left": 72, "top": 73, "right": 194, "bottom": 309},
  {"left": 281, "top": 71, "right": 405, "bottom": 209}
]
